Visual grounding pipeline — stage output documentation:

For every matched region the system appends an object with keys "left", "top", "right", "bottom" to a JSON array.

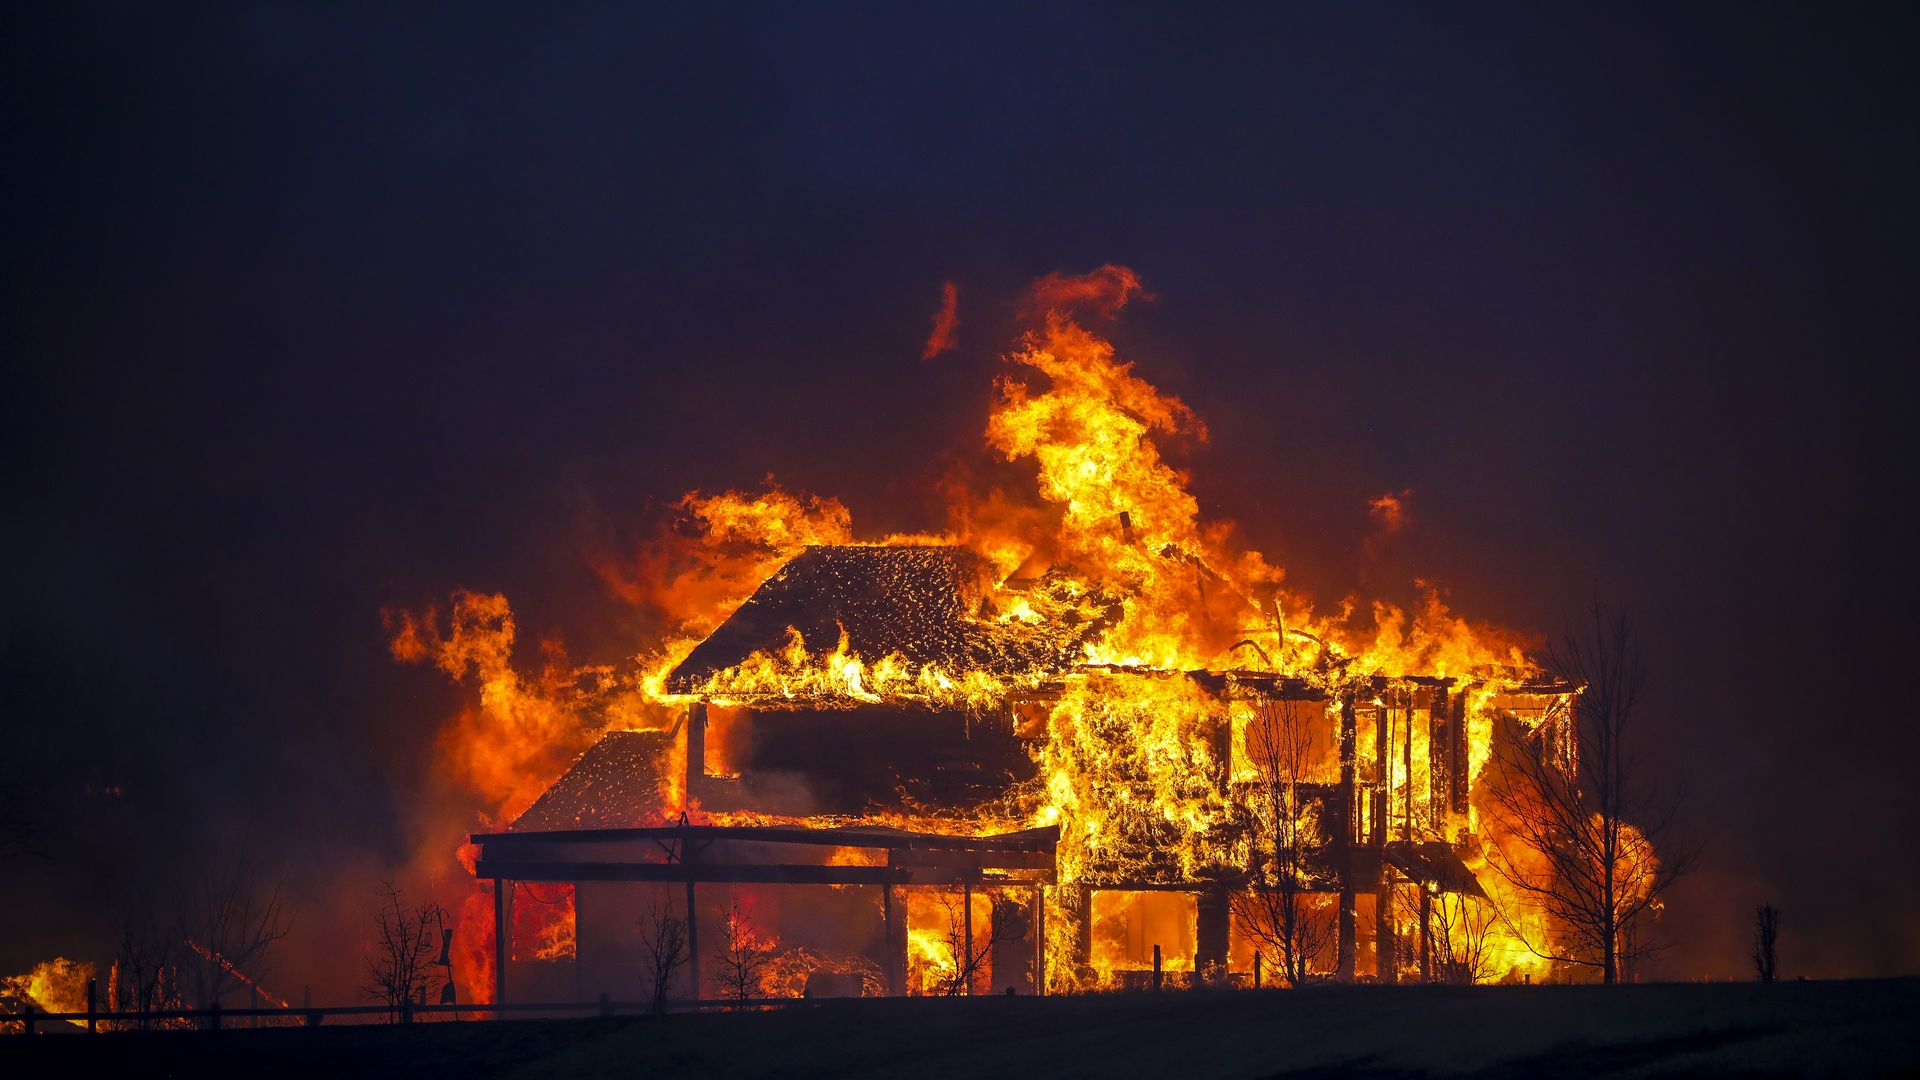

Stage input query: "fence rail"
[{"left": 3, "top": 995, "right": 826, "bottom": 1034}]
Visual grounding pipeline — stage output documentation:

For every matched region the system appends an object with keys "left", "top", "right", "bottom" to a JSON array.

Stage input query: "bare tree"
[
  {"left": 710, "top": 898, "right": 773, "bottom": 1003},
  {"left": 110, "top": 898, "right": 181, "bottom": 1030},
  {"left": 1425, "top": 891, "right": 1498, "bottom": 985},
  {"left": 934, "top": 889, "right": 1020, "bottom": 996},
  {"left": 179, "top": 845, "right": 291, "bottom": 1008},
  {"left": 637, "top": 890, "right": 690, "bottom": 1015},
  {"left": 1753, "top": 904, "right": 1779, "bottom": 982},
  {"left": 1229, "top": 697, "right": 1332, "bottom": 987},
  {"left": 362, "top": 882, "right": 448, "bottom": 1021},
  {"left": 1482, "top": 602, "right": 1697, "bottom": 984}
]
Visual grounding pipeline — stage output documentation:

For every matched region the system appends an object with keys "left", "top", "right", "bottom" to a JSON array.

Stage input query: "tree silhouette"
[{"left": 1483, "top": 602, "right": 1697, "bottom": 983}]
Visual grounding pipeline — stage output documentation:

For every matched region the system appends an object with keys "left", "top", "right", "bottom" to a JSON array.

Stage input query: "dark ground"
[{"left": 6, "top": 979, "right": 1917, "bottom": 1078}]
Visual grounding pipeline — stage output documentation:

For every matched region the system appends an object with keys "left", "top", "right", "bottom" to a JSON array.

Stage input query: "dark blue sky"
[{"left": 4, "top": 3, "right": 1915, "bottom": 986}]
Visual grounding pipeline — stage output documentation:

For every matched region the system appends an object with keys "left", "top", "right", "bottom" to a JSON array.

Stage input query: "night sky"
[{"left": 4, "top": 3, "right": 1916, "bottom": 995}]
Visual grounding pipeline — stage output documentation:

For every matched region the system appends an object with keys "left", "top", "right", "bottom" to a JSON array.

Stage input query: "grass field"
[{"left": 6, "top": 978, "right": 1917, "bottom": 1078}]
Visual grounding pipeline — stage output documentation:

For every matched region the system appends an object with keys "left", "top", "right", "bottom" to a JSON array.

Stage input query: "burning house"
[
  {"left": 415, "top": 267, "right": 1592, "bottom": 1004},
  {"left": 469, "top": 540, "right": 1575, "bottom": 1001}
]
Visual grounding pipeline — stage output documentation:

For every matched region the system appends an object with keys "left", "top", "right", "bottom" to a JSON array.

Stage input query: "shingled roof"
[
  {"left": 509, "top": 729, "right": 675, "bottom": 831},
  {"left": 664, "top": 545, "right": 1089, "bottom": 694}
]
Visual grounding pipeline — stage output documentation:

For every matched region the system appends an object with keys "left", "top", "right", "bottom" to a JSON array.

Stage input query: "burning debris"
[{"left": 393, "top": 266, "right": 1652, "bottom": 1004}]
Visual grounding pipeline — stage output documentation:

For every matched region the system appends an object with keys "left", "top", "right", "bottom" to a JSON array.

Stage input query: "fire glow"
[{"left": 388, "top": 266, "right": 1647, "bottom": 1000}]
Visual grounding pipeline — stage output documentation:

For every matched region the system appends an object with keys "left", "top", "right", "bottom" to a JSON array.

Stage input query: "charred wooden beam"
[
  {"left": 890, "top": 848, "right": 1055, "bottom": 872},
  {"left": 1420, "top": 889, "right": 1433, "bottom": 983},
  {"left": 1185, "top": 670, "right": 1331, "bottom": 700},
  {"left": 1209, "top": 711, "right": 1232, "bottom": 794},
  {"left": 1501, "top": 681, "right": 1580, "bottom": 697},
  {"left": 685, "top": 702, "right": 707, "bottom": 800},
  {"left": 473, "top": 860, "right": 1053, "bottom": 886},
  {"left": 1449, "top": 691, "right": 1470, "bottom": 816},
  {"left": 1401, "top": 692, "right": 1413, "bottom": 842},
  {"left": 1429, "top": 685, "right": 1451, "bottom": 830},
  {"left": 492, "top": 877, "right": 509, "bottom": 1006},
  {"left": 473, "top": 823, "right": 1059, "bottom": 853},
  {"left": 1377, "top": 871, "right": 1397, "bottom": 984},
  {"left": 883, "top": 882, "right": 905, "bottom": 997},
  {"left": 963, "top": 883, "right": 974, "bottom": 995},
  {"left": 1372, "top": 702, "right": 1389, "bottom": 847},
  {"left": 1075, "top": 878, "right": 1237, "bottom": 892},
  {"left": 1033, "top": 886, "right": 1047, "bottom": 996},
  {"left": 1337, "top": 695, "right": 1357, "bottom": 982},
  {"left": 1073, "top": 885, "right": 1093, "bottom": 976}
]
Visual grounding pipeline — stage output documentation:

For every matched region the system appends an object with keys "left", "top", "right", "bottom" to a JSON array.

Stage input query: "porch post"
[{"left": 493, "top": 878, "right": 510, "bottom": 1006}]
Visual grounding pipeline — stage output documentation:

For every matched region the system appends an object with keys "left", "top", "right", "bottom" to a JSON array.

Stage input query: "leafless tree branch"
[
  {"left": 1480, "top": 600, "right": 1698, "bottom": 983},
  {"left": 362, "top": 882, "right": 448, "bottom": 1020},
  {"left": 1229, "top": 697, "right": 1333, "bottom": 986},
  {"left": 637, "top": 889, "right": 690, "bottom": 1014}
]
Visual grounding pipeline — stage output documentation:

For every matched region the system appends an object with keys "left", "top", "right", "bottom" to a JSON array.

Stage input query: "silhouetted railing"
[{"left": 3, "top": 994, "right": 829, "bottom": 1034}]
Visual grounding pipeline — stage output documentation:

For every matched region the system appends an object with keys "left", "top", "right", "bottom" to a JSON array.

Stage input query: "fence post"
[
  {"left": 208, "top": 1000, "right": 221, "bottom": 1031},
  {"left": 1152, "top": 944, "right": 1162, "bottom": 992},
  {"left": 1254, "top": 952, "right": 1262, "bottom": 989},
  {"left": 401, "top": 993, "right": 413, "bottom": 1025},
  {"left": 23, "top": 1005, "right": 33, "bottom": 1036},
  {"left": 87, "top": 977, "right": 98, "bottom": 1033}
]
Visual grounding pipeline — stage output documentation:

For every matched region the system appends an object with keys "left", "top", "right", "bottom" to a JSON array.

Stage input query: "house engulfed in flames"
[{"left": 432, "top": 267, "right": 1585, "bottom": 1003}]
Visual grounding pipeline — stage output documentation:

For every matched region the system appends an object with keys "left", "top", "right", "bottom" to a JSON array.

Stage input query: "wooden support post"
[
  {"left": 962, "top": 884, "right": 974, "bottom": 995},
  {"left": 1337, "top": 696, "right": 1357, "bottom": 982},
  {"left": 1152, "top": 943, "right": 1162, "bottom": 991},
  {"left": 1402, "top": 692, "right": 1414, "bottom": 841},
  {"left": 1033, "top": 885, "right": 1047, "bottom": 996},
  {"left": 1450, "top": 692, "right": 1471, "bottom": 816},
  {"left": 86, "top": 977, "right": 96, "bottom": 1033},
  {"left": 1420, "top": 889, "right": 1434, "bottom": 983},
  {"left": 1430, "top": 686, "right": 1450, "bottom": 833},
  {"left": 493, "top": 877, "right": 509, "bottom": 1007},
  {"left": 1373, "top": 701, "right": 1390, "bottom": 847},
  {"left": 1254, "top": 951, "right": 1263, "bottom": 989},
  {"left": 250, "top": 983, "right": 259, "bottom": 1028},
  {"left": 685, "top": 702, "right": 707, "bottom": 804},
  {"left": 883, "top": 881, "right": 898, "bottom": 996},
  {"left": 1074, "top": 885, "right": 1093, "bottom": 978},
  {"left": 1377, "top": 874, "right": 1397, "bottom": 985}
]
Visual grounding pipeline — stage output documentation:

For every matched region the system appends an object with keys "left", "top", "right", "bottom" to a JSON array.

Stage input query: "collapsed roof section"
[{"left": 664, "top": 545, "right": 1103, "bottom": 697}]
